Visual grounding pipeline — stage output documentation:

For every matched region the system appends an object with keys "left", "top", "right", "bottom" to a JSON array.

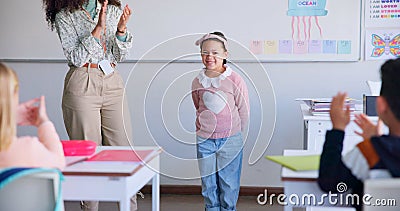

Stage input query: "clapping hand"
[
  {"left": 354, "top": 113, "right": 383, "bottom": 140},
  {"left": 92, "top": 0, "right": 108, "bottom": 39},
  {"left": 98, "top": 0, "right": 108, "bottom": 29},
  {"left": 34, "top": 96, "right": 50, "bottom": 127},
  {"left": 117, "top": 4, "right": 131, "bottom": 34},
  {"left": 17, "top": 96, "right": 49, "bottom": 127},
  {"left": 330, "top": 92, "right": 351, "bottom": 131},
  {"left": 17, "top": 98, "right": 40, "bottom": 126}
]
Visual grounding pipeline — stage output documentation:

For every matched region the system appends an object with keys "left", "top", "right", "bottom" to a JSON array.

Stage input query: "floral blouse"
[{"left": 54, "top": 3, "right": 133, "bottom": 67}]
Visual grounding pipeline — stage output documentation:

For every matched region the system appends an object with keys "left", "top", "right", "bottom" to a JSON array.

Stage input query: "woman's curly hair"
[{"left": 42, "top": 0, "right": 121, "bottom": 30}]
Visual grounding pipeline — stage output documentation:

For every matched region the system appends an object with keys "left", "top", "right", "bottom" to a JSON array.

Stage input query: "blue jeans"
[{"left": 196, "top": 132, "right": 243, "bottom": 211}]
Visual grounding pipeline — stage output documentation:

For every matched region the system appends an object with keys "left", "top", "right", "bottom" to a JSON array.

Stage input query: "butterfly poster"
[{"left": 366, "top": 29, "right": 400, "bottom": 61}]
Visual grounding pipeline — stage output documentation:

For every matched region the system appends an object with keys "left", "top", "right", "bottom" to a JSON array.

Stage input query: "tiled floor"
[{"left": 64, "top": 194, "right": 289, "bottom": 211}]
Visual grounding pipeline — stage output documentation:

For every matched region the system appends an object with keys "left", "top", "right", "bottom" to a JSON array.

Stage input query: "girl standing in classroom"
[
  {"left": 42, "top": 0, "right": 135, "bottom": 210},
  {"left": 192, "top": 32, "right": 250, "bottom": 211}
]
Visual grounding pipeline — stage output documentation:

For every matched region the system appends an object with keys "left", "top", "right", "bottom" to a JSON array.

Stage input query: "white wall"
[{"left": 7, "top": 60, "right": 384, "bottom": 187}]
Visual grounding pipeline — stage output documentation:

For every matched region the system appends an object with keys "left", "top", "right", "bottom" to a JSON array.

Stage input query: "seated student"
[
  {"left": 318, "top": 58, "right": 400, "bottom": 210},
  {"left": 0, "top": 63, "right": 65, "bottom": 169}
]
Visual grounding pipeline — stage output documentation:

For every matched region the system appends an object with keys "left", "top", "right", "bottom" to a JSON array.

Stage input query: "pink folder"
[{"left": 86, "top": 150, "right": 155, "bottom": 162}]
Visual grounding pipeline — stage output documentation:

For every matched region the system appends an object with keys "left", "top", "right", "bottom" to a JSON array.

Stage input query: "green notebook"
[{"left": 265, "top": 155, "right": 320, "bottom": 171}]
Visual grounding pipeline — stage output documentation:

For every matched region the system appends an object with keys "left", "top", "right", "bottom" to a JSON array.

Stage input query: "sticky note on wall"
[
  {"left": 337, "top": 40, "right": 351, "bottom": 54},
  {"left": 250, "top": 40, "right": 264, "bottom": 55},
  {"left": 293, "top": 40, "right": 308, "bottom": 54},
  {"left": 308, "top": 40, "right": 322, "bottom": 54},
  {"left": 279, "top": 40, "right": 293, "bottom": 54},
  {"left": 323, "top": 40, "right": 337, "bottom": 54},
  {"left": 264, "top": 40, "right": 278, "bottom": 54}
]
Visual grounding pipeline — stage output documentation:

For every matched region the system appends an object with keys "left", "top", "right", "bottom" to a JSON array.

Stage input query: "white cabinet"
[{"left": 300, "top": 104, "right": 384, "bottom": 154}]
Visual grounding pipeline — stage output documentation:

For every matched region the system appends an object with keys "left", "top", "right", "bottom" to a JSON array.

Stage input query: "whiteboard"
[
  {"left": 0, "top": 0, "right": 361, "bottom": 61},
  {"left": 0, "top": 0, "right": 65, "bottom": 60}
]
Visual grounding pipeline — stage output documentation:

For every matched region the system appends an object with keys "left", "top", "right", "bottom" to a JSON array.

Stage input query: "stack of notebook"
[{"left": 297, "top": 98, "right": 357, "bottom": 116}]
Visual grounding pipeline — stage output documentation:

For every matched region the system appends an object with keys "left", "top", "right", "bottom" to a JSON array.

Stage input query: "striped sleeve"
[{"left": 342, "top": 139, "right": 380, "bottom": 181}]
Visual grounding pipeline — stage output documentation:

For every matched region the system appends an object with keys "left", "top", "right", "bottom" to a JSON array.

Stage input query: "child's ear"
[{"left": 376, "top": 96, "right": 388, "bottom": 115}]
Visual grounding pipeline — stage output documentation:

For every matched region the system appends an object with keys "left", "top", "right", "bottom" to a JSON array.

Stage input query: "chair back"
[
  {"left": 366, "top": 80, "right": 381, "bottom": 96},
  {"left": 0, "top": 168, "right": 64, "bottom": 211}
]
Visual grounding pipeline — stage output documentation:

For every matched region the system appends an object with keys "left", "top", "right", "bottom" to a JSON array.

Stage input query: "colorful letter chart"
[{"left": 366, "top": 0, "right": 400, "bottom": 28}]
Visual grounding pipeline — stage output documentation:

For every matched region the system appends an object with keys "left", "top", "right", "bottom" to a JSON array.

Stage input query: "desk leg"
[
  {"left": 120, "top": 196, "right": 130, "bottom": 211},
  {"left": 152, "top": 173, "right": 160, "bottom": 211}
]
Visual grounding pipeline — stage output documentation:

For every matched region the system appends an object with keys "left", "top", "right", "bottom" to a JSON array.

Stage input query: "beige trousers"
[{"left": 62, "top": 66, "right": 137, "bottom": 211}]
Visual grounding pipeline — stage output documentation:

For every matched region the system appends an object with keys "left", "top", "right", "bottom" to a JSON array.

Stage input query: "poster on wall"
[
  {"left": 365, "top": 29, "right": 400, "bottom": 60},
  {"left": 365, "top": 0, "right": 400, "bottom": 28},
  {"left": 247, "top": 0, "right": 361, "bottom": 61}
]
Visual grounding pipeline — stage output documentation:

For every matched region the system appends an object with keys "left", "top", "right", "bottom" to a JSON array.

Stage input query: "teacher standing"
[{"left": 43, "top": 0, "right": 135, "bottom": 210}]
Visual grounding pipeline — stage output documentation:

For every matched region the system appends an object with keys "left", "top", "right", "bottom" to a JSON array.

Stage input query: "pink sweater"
[
  {"left": 191, "top": 66, "right": 250, "bottom": 139},
  {"left": 0, "top": 121, "right": 66, "bottom": 170}
]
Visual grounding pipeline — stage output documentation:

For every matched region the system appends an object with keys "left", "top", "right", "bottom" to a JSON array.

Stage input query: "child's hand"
[
  {"left": 330, "top": 92, "right": 351, "bottom": 131},
  {"left": 354, "top": 113, "right": 383, "bottom": 140},
  {"left": 17, "top": 98, "right": 40, "bottom": 126},
  {"left": 35, "top": 96, "right": 50, "bottom": 127}
]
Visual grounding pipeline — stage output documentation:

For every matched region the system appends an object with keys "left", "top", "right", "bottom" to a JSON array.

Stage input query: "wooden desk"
[
  {"left": 282, "top": 150, "right": 355, "bottom": 211},
  {"left": 62, "top": 146, "right": 161, "bottom": 211}
]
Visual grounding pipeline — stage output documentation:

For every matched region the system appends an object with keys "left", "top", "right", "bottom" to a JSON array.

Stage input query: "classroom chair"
[
  {"left": 0, "top": 168, "right": 64, "bottom": 211},
  {"left": 363, "top": 178, "right": 400, "bottom": 211},
  {"left": 366, "top": 80, "right": 381, "bottom": 96}
]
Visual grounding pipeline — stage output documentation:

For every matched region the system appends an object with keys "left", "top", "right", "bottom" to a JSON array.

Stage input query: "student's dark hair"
[
  {"left": 207, "top": 31, "right": 228, "bottom": 65},
  {"left": 380, "top": 58, "right": 400, "bottom": 121},
  {"left": 42, "top": 0, "right": 121, "bottom": 30}
]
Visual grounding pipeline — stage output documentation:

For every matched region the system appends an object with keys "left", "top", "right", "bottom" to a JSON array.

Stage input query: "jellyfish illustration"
[{"left": 287, "top": 0, "right": 328, "bottom": 41}]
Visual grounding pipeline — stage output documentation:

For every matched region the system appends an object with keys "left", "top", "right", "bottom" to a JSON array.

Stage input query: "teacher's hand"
[
  {"left": 117, "top": 4, "right": 131, "bottom": 34},
  {"left": 92, "top": 0, "right": 108, "bottom": 39}
]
